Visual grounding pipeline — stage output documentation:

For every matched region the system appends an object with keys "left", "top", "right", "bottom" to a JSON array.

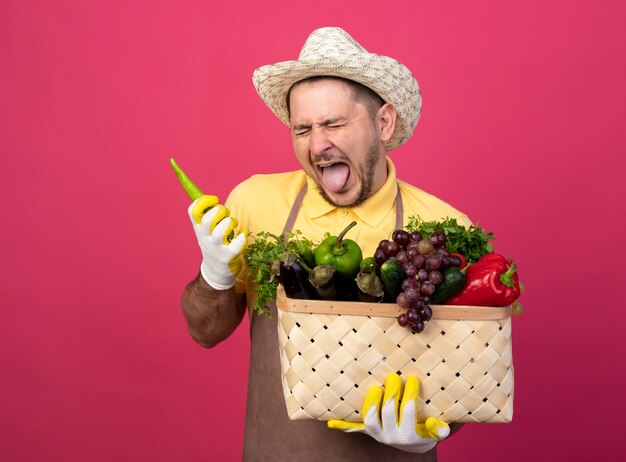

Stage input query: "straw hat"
[{"left": 252, "top": 27, "right": 422, "bottom": 151}]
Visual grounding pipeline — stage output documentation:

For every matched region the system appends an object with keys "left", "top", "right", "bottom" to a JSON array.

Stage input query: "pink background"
[{"left": 2, "top": 1, "right": 625, "bottom": 460}]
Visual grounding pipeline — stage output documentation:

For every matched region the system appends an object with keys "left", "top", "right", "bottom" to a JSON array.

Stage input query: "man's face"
[{"left": 288, "top": 79, "right": 389, "bottom": 207}]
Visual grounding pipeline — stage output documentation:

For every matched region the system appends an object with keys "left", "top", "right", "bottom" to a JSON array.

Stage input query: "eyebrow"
[{"left": 292, "top": 117, "right": 347, "bottom": 131}]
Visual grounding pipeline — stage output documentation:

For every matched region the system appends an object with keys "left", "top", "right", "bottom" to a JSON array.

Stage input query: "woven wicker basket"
[{"left": 276, "top": 285, "right": 514, "bottom": 424}]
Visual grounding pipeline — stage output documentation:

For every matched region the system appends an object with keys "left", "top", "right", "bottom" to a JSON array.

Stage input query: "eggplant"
[
  {"left": 354, "top": 257, "right": 384, "bottom": 302},
  {"left": 307, "top": 264, "right": 339, "bottom": 300},
  {"left": 355, "top": 271, "right": 384, "bottom": 302},
  {"left": 279, "top": 252, "right": 318, "bottom": 300}
]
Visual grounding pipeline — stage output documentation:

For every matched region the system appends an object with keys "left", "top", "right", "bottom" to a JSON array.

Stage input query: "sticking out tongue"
[{"left": 322, "top": 163, "right": 350, "bottom": 193}]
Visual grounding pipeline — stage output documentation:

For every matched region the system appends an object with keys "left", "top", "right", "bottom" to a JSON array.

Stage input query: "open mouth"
[{"left": 318, "top": 162, "right": 351, "bottom": 193}]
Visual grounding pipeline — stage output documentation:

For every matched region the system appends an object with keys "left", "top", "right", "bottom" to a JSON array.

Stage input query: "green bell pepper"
[{"left": 314, "top": 221, "right": 363, "bottom": 281}]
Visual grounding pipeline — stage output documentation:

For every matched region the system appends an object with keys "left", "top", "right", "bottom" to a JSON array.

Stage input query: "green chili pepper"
[
  {"left": 314, "top": 221, "right": 363, "bottom": 281},
  {"left": 170, "top": 157, "right": 204, "bottom": 201},
  {"left": 170, "top": 157, "right": 219, "bottom": 225}
]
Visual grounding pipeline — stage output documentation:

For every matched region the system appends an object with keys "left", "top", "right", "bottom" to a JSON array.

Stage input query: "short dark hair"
[{"left": 286, "top": 76, "right": 385, "bottom": 118}]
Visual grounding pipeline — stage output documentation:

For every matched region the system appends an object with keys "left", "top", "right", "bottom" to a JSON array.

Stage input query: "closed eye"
[
  {"left": 292, "top": 124, "right": 311, "bottom": 136},
  {"left": 292, "top": 118, "right": 346, "bottom": 136}
]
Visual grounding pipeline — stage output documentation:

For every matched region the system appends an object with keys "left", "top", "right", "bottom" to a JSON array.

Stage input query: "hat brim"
[{"left": 252, "top": 54, "right": 421, "bottom": 151}]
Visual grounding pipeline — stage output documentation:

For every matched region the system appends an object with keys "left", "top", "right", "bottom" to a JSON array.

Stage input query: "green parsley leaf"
[
  {"left": 405, "top": 216, "right": 495, "bottom": 263},
  {"left": 243, "top": 230, "right": 318, "bottom": 316}
]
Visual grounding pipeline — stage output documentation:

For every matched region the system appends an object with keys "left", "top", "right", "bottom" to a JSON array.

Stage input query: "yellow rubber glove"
[
  {"left": 328, "top": 374, "right": 450, "bottom": 453},
  {"left": 188, "top": 196, "right": 248, "bottom": 290}
]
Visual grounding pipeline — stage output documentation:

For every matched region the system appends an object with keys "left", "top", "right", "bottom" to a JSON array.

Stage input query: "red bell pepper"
[{"left": 446, "top": 252, "right": 521, "bottom": 306}]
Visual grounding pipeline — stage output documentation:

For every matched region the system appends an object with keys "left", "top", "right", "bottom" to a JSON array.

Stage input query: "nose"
[{"left": 309, "top": 127, "right": 333, "bottom": 157}]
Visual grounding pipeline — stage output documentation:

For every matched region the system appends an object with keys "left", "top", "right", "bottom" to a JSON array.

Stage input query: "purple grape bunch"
[{"left": 374, "top": 229, "right": 463, "bottom": 332}]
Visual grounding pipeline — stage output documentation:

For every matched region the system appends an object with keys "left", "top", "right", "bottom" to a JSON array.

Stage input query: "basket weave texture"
[{"left": 276, "top": 288, "right": 514, "bottom": 424}]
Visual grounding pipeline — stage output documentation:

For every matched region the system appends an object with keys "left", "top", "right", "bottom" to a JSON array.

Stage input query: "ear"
[{"left": 377, "top": 103, "right": 397, "bottom": 143}]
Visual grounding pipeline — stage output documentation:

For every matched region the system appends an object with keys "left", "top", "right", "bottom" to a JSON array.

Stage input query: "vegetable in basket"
[
  {"left": 355, "top": 257, "right": 384, "bottom": 302},
  {"left": 380, "top": 259, "right": 405, "bottom": 302},
  {"left": 297, "top": 258, "right": 340, "bottom": 300},
  {"left": 291, "top": 238, "right": 317, "bottom": 269},
  {"left": 406, "top": 216, "right": 494, "bottom": 263},
  {"left": 446, "top": 252, "right": 521, "bottom": 306},
  {"left": 244, "top": 231, "right": 320, "bottom": 315},
  {"left": 314, "top": 221, "right": 363, "bottom": 281},
  {"left": 429, "top": 266, "right": 466, "bottom": 304},
  {"left": 278, "top": 251, "right": 318, "bottom": 300}
]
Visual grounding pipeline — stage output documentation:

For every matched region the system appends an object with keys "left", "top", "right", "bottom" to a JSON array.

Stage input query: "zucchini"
[
  {"left": 380, "top": 259, "right": 405, "bottom": 302},
  {"left": 430, "top": 266, "right": 466, "bottom": 304}
]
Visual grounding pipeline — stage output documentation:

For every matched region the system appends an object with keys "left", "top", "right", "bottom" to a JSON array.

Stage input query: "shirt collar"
[{"left": 304, "top": 157, "right": 398, "bottom": 227}]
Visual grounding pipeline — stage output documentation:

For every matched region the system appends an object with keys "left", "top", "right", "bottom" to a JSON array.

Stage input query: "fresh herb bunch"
[
  {"left": 405, "top": 216, "right": 495, "bottom": 263},
  {"left": 244, "top": 230, "right": 317, "bottom": 316}
]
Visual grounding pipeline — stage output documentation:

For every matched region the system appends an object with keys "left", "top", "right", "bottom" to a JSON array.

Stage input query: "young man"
[{"left": 182, "top": 27, "right": 470, "bottom": 460}]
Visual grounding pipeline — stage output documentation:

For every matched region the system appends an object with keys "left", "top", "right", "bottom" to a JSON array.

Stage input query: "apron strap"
[
  {"left": 395, "top": 183, "right": 404, "bottom": 230},
  {"left": 282, "top": 183, "right": 308, "bottom": 236}
]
